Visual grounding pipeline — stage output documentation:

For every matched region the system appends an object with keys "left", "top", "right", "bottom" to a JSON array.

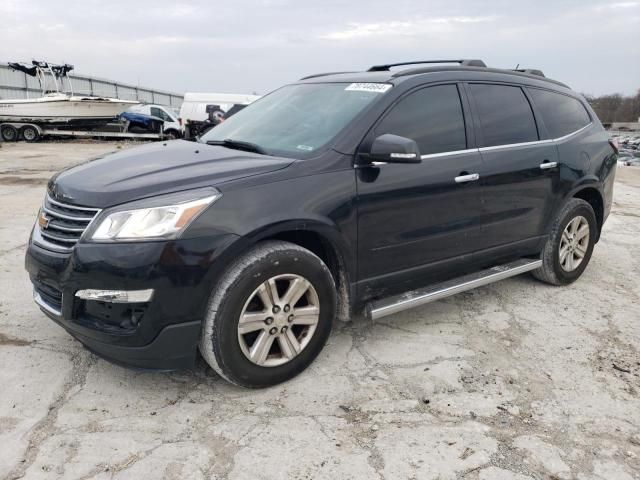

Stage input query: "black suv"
[{"left": 26, "top": 59, "right": 617, "bottom": 387}]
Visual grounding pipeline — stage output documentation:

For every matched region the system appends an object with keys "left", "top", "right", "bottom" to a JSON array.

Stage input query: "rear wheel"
[
  {"left": 532, "top": 198, "right": 597, "bottom": 285},
  {"left": 20, "top": 125, "right": 40, "bottom": 142},
  {"left": 199, "top": 241, "right": 336, "bottom": 387},
  {"left": 1, "top": 124, "right": 18, "bottom": 142}
]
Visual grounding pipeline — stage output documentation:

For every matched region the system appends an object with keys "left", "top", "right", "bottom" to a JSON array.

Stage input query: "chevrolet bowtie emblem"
[{"left": 38, "top": 212, "right": 50, "bottom": 229}]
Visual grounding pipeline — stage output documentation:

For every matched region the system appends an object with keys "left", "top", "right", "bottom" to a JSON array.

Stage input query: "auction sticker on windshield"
[{"left": 345, "top": 83, "right": 392, "bottom": 93}]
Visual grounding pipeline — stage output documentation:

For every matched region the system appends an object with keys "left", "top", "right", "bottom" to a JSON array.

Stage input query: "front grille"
[{"left": 36, "top": 195, "right": 101, "bottom": 252}]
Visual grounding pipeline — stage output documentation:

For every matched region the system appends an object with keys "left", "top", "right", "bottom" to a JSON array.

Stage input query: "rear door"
[
  {"left": 356, "top": 83, "right": 485, "bottom": 285},
  {"left": 467, "top": 83, "right": 560, "bottom": 249}
]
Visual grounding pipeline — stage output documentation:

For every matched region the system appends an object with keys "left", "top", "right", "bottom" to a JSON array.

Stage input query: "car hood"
[{"left": 48, "top": 140, "right": 295, "bottom": 208}]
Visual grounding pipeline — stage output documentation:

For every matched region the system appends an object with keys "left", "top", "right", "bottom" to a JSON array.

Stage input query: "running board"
[{"left": 367, "top": 258, "right": 542, "bottom": 320}]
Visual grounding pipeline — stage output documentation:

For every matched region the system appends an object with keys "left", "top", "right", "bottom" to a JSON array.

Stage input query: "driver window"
[
  {"left": 375, "top": 84, "right": 467, "bottom": 155},
  {"left": 151, "top": 107, "right": 170, "bottom": 121}
]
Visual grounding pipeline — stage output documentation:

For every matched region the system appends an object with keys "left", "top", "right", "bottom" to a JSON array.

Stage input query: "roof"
[{"left": 298, "top": 59, "right": 569, "bottom": 89}]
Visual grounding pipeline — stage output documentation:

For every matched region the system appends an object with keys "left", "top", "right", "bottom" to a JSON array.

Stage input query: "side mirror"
[{"left": 366, "top": 134, "right": 421, "bottom": 164}]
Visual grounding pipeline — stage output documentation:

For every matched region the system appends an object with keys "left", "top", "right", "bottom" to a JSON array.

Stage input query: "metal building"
[{"left": 0, "top": 62, "right": 183, "bottom": 107}]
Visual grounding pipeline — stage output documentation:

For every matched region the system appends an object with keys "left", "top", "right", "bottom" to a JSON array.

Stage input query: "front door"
[{"left": 356, "top": 83, "right": 485, "bottom": 290}]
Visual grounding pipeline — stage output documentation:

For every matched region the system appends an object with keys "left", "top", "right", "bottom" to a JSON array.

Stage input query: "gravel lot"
[{"left": 1, "top": 141, "right": 639, "bottom": 480}]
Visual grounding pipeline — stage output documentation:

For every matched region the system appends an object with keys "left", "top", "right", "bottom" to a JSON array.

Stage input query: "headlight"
[{"left": 88, "top": 188, "right": 221, "bottom": 241}]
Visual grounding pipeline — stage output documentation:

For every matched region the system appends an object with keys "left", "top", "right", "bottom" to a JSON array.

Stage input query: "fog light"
[{"left": 75, "top": 289, "right": 154, "bottom": 303}]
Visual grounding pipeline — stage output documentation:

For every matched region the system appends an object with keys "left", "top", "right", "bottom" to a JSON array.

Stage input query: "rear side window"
[
  {"left": 470, "top": 84, "right": 538, "bottom": 147},
  {"left": 375, "top": 84, "right": 466, "bottom": 155},
  {"left": 528, "top": 89, "right": 591, "bottom": 138}
]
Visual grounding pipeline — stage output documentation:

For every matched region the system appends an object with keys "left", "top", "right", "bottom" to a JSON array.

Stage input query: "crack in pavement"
[{"left": 6, "top": 352, "right": 95, "bottom": 480}]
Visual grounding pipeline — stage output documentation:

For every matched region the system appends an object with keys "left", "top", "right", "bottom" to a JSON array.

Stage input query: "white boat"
[{"left": 0, "top": 61, "right": 138, "bottom": 126}]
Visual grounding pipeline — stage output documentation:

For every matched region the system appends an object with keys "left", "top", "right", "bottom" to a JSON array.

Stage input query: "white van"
[
  {"left": 129, "top": 104, "right": 182, "bottom": 139},
  {"left": 179, "top": 92, "right": 261, "bottom": 139}
]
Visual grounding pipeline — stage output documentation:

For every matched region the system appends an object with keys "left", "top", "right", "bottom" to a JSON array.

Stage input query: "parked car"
[
  {"left": 26, "top": 59, "right": 617, "bottom": 387},
  {"left": 179, "top": 92, "right": 260, "bottom": 140},
  {"left": 129, "top": 104, "right": 182, "bottom": 139},
  {"left": 119, "top": 111, "right": 164, "bottom": 134}
]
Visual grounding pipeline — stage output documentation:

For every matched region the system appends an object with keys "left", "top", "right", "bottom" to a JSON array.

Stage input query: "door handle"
[
  {"left": 539, "top": 161, "right": 558, "bottom": 170},
  {"left": 454, "top": 173, "right": 480, "bottom": 184}
]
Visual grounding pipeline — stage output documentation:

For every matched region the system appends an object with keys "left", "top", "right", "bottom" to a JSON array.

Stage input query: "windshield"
[{"left": 201, "top": 83, "right": 390, "bottom": 157}]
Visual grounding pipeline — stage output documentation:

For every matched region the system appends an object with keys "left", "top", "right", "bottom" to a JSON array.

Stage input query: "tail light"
[
  {"left": 178, "top": 117, "right": 182, "bottom": 126},
  {"left": 609, "top": 138, "right": 619, "bottom": 154}
]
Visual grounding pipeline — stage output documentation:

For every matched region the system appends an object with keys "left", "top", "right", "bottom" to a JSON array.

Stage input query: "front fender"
[{"left": 187, "top": 168, "right": 358, "bottom": 288}]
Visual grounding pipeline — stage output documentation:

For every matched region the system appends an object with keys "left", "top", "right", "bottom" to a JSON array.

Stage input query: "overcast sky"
[{"left": 2, "top": 0, "right": 639, "bottom": 96}]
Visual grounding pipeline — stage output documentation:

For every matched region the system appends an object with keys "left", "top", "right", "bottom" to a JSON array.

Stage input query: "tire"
[
  {"left": 20, "top": 125, "right": 40, "bottom": 142},
  {"left": 164, "top": 130, "right": 179, "bottom": 140},
  {"left": 1, "top": 125, "right": 18, "bottom": 142},
  {"left": 199, "top": 240, "right": 336, "bottom": 388},
  {"left": 532, "top": 198, "right": 597, "bottom": 285}
]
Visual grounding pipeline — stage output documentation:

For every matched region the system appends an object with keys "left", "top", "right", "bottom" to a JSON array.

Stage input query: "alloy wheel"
[
  {"left": 559, "top": 215, "right": 590, "bottom": 272},
  {"left": 237, "top": 274, "right": 320, "bottom": 367}
]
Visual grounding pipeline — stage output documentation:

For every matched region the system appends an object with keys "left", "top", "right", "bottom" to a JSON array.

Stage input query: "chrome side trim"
[
  {"left": 356, "top": 122, "right": 593, "bottom": 168},
  {"left": 421, "top": 148, "right": 478, "bottom": 160},
  {"left": 478, "top": 139, "right": 553, "bottom": 153},
  {"left": 478, "top": 123, "right": 593, "bottom": 153},
  {"left": 552, "top": 122, "right": 592, "bottom": 142},
  {"left": 33, "top": 290, "right": 62, "bottom": 317},
  {"left": 368, "top": 258, "right": 542, "bottom": 320}
]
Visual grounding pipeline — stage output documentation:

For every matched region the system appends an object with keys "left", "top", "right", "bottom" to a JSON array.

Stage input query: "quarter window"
[
  {"left": 374, "top": 84, "right": 467, "bottom": 155},
  {"left": 528, "top": 88, "right": 591, "bottom": 138},
  {"left": 470, "top": 84, "right": 538, "bottom": 147}
]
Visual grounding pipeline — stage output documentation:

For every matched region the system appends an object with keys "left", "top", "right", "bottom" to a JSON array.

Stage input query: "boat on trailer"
[{"left": 0, "top": 61, "right": 138, "bottom": 126}]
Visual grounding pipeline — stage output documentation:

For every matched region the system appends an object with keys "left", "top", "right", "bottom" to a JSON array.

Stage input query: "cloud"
[
  {"left": 0, "top": 0, "right": 637, "bottom": 96},
  {"left": 320, "top": 16, "right": 498, "bottom": 40},
  {"left": 595, "top": 1, "right": 639, "bottom": 9},
  {"left": 38, "top": 23, "right": 66, "bottom": 32}
]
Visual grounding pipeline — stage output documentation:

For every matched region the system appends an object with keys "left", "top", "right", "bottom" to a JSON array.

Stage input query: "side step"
[{"left": 367, "top": 258, "right": 542, "bottom": 320}]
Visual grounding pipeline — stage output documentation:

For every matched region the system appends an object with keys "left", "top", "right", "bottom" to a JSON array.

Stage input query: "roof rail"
[
  {"left": 367, "top": 59, "right": 486, "bottom": 72},
  {"left": 299, "top": 71, "right": 357, "bottom": 80},
  {"left": 513, "top": 68, "right": 545, "bottom": 77}
]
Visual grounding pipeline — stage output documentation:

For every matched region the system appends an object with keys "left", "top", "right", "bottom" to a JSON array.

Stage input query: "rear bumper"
[{"left": 25, "top": 233, "right": 239, "bottom": 370}]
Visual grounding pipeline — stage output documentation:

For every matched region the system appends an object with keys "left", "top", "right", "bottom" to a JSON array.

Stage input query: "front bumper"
[{"left": 25, "top": 233, "right": 239, "bottom": 369}]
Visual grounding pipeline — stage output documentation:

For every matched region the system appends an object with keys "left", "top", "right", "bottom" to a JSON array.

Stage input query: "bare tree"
[{"left": 584, "top": 90, "right": 640, "bottom": 123}]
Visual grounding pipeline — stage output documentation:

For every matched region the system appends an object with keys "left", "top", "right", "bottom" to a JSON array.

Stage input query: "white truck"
[{"left": 179, "top": 92, "right": 260, "bottom": 140}]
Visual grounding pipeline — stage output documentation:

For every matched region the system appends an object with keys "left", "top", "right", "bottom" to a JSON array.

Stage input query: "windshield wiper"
[{"left": 206, "top": 138, "right": 268, "bottom": 155}]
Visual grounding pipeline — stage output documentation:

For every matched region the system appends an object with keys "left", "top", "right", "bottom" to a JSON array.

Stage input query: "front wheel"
[
  {"left": 532, "top": 198, "right": 597, "bottom": 285},
  {"left": 199, "top": 241, "right": 336, "bottom": 388},
  {"left": 163, "top": 130, "right": 180, "bottom": 140}
]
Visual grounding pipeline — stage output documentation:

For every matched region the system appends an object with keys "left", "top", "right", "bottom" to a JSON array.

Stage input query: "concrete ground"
[{"left": 0, "top": 140, "right": 639, "bottom": 480}]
